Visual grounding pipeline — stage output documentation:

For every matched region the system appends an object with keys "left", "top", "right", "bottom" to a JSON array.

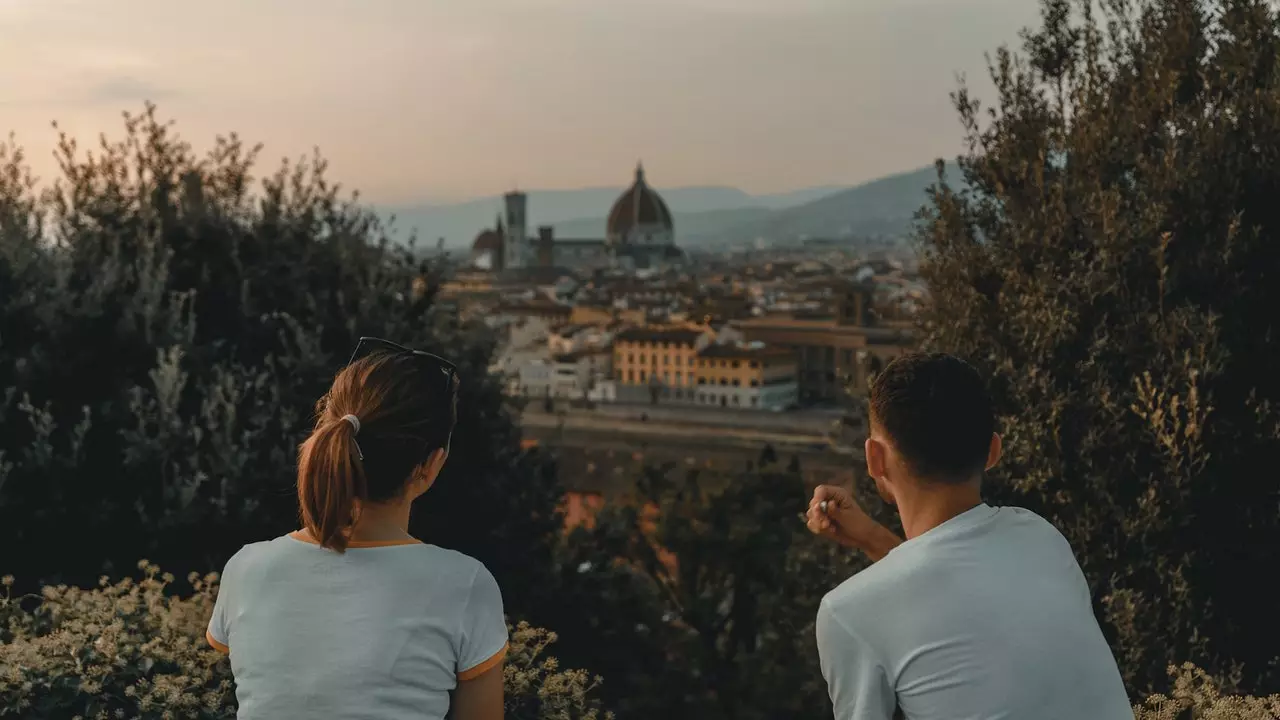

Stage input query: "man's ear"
[
  {"left": 865, "top": 437, "right": 887, "bottom": 482},
  {"left": 985, "top": 433, "right": 1003, "bottom": 471}
]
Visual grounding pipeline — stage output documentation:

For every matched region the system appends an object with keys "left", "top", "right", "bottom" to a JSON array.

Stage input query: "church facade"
[{"left": 470, "top": 163, "right": 683, "bottom": 273}]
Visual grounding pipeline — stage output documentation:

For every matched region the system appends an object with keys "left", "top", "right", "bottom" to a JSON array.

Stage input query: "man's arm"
[
  {"left": 807, "top": 485, "right": 904, "bottom": 562},
  {"left": 816, "top": 598, "right": 897, "bottom": 720}
]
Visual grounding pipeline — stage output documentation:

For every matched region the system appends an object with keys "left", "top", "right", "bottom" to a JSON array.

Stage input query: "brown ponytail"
[
  {"left": 295, "top": 351, "right": 458, "bottom": 553},
  {"left": 297, "top": 415, "right": 368, "bottom": 552}
]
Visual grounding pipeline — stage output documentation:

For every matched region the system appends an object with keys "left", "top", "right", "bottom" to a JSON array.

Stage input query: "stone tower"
[{"left": 503, "top": 191, "right": 527, "bottom": 270}]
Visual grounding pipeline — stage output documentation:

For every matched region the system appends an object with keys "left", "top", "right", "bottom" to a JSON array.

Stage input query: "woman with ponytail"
[{"left": 205, "top": 338, "right": 506, "bottom": 720}]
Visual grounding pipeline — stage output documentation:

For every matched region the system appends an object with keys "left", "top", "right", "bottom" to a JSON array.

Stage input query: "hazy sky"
[{"left": 0, "top": 0, "right": 1039, "bottom": 203}]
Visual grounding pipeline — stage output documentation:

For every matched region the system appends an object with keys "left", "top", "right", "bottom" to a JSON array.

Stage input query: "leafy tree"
[
  {"left": 0, "top": 106, "right": 564, "bottom": 624},
  {"left": 556, "top": 461, "right": 862, "bottom": 719},
  {"left": 917, "top": 0, "right": 1280, "bottom": 695}
]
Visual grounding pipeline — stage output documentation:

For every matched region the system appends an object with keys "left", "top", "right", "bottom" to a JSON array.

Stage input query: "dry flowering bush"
[
  {"left": 0, "top": 563, "right": 611, "bottom": 719},
  {"left": 504, "top": 623, "right": 614, "bottom": 720},
  {"left": 0, "top": 562, "right": 233, "bottom": 719},
  {"left": 1133, "top": 664, "right": 1280, "bottom": 720}
]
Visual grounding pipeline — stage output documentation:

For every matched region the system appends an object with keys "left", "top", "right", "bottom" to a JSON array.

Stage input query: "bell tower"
[{"left": 503, "top": 190, "right": 527, "bottom": 270}]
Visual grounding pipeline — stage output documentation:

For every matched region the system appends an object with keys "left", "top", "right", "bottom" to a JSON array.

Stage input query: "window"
[
  {"left": 732, "top": 396, "right": 740, "bottom": 406},
  {"left": 664, "top": 355, "right": 670, "bottom": 365},
  {"left": 732, "top": 361, "right": 740, "bottom": 369},
  {"left": 718, "top": 378, "right": 727, "bottom": 386},
  {"left": 750, "top": 379, "right": 759, "bottom": 387},
  {"left": 640, "top": 370, "right": 647, "bottom": 382},
  {"left": 698, "top": 377, "right": 707, "bottom": 385},
  {"left": 663, "top": 372, "right": 670, "bottom": 383},
  {"left": 749, "top": 361, "right": 759, "bottom": 369},
  {"left": 617, "top": 370, "right": 623, "bottom": 381},
  {"left": 627, "top": 370, "right": 634, "bottom": 383},
  {"left": 750, "top": 397, "right": 758, "bottom": 407},
  {"left": 732, "top": 379, "right": 740, "bottom": 387},
  {"left": 651, "top": 354, "right": 658, "bottom": 365},
  {"left": 628, "top": 353, "right": 634, "bottom": 363},
  {"left": 675, "top": 356, "right": 682, "bottom": 366}
]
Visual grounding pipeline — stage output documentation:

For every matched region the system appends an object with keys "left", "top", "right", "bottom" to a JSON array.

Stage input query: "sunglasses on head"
[
  {"left": 347, "top": 337, "right": 459, "bottom": 397},
  {"left": 347, "top": 337, "right": 459, "bottom": 455}
]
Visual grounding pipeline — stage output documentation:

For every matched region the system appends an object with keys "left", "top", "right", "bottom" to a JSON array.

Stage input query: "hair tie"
[{"left": 341, "top": 414, "right": 361, "bottom": 435}]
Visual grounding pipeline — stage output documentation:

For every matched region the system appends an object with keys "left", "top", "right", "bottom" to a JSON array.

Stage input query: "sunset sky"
[{"left": 0, "top": 0, "right": 1039, "bottom": 203}]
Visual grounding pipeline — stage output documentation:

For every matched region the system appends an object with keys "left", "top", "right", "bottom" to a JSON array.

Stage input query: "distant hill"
[
  {"left": 381, "top": 185, "right": 830, "bottom": 247},
  {"left": 709, "top": 164, "right": 952, "bottom": 246},
  {"left": 378, "top": 166, "right": 952, "bottom": 248}
]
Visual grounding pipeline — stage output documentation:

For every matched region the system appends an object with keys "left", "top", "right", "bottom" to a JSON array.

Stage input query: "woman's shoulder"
[
  {"left": 412, "top": 544, "right": 494, "bottom": 583},
  {"left": 216, "top": 536, "right": 292, "bottom": 577}
]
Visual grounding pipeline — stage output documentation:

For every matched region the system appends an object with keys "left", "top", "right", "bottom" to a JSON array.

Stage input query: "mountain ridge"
[{"left": 381, "top": 164, "right": 951, "bottom": 248}]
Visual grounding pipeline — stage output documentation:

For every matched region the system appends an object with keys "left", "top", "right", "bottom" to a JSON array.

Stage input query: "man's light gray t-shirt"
[
  {"left": 207, "top": 533, "right": 508, "bottom": 720},
  {"left": 816, "top": 504, "right": 1132, "bottom": 720}
]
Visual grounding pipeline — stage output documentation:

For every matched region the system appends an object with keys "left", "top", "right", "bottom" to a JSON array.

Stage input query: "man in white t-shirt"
[{"left": 806, "top": 353, "right": 1133, "bottom": 720}]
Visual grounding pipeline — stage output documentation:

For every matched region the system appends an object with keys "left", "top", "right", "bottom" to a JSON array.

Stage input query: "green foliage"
[
  {"left": 916, "top": 0, "right": 1280, "bottom": 695},
  {"left": 0, "top": 564, "right": 612, "bottom": 720},
  {"left": 0, "top": 106, "right": 562, "bottom": 618},
  {"left": 556, "top": 457, "right": 862, "bottom": 719}
]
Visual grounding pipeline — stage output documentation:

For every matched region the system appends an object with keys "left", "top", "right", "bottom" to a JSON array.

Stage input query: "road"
[
  {"left": 520, "top": 410, "right": 834, "bottom": 452},
  {"left": 519, "top": 409, "right": 859, "bottom": 488}
]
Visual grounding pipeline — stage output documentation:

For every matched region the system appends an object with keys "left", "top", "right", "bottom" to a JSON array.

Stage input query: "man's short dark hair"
[{"left": 868, "top": 352, "right": 995, "bottom": 482}]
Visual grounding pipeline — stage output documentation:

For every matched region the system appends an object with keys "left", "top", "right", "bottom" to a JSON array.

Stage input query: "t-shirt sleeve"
[
  {"left": 816, "top": 598, "right": 896, "bottom": 720},
  {"left": 206, "top": 556, "right": 235, "bottom": 655},
  {"left": 456, "top": 564, "right": 508, "bottom": 681}
]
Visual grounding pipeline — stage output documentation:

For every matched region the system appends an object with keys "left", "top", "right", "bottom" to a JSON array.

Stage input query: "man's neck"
[{"left": 894, "top": 480, "right": 983, "bottom": 540}]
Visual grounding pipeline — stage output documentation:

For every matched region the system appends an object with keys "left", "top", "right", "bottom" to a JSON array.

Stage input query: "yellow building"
[
  {"left": 731, "top": 282, "right": 913, "bottom": 405},
  {"left": 693, "top": 343, "right": 798, "bottom": 410},
  {"left": 612, "top": 326, "right": 712, "bottom": 403}
]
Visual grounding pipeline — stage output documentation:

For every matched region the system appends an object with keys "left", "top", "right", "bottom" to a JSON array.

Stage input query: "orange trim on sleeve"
[
  {"left": 457, "top": 643, "right": 508, "bottom": 681},
  {"left": 206, "top": 629, "right": 230, "bottom": 655}
]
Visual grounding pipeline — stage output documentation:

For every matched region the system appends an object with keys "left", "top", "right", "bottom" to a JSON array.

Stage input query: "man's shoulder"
[{"left": 821, "top": 547, "right": 925, "bottom": 619}]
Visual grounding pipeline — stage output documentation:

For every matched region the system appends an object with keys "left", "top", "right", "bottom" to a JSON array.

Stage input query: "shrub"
[
  {"left": 0, "top": 563, "right": 612, "bottom": 719},
  {"left": 1133, "top": 665, "right": 1280, "bottom": 720},
  {"left": 916, "top": 0, "right": 1280, "bottom": 694},
  {"left": 556, "top": 459, "right": 864, "bottom": 719}
]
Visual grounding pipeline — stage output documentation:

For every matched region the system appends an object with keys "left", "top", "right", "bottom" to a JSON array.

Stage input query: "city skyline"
[{"left": 0, "top": 0, "right": 1039, "bottom": 203}]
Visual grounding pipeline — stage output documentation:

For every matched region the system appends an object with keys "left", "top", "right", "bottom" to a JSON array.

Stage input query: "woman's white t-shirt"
[{"left": 206, "top": 532, "right": 508, "bottom": 720}]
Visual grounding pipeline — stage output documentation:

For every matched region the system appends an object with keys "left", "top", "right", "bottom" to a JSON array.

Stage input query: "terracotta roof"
[
  {"left": 615, "top": 326, "right": 706, "bottom": 345},
  {"left": 698, "top": 343, "right": 794, "bottom": 360},
  {"left": 606, "top": 163, "right": 674, "bottom": 238}
]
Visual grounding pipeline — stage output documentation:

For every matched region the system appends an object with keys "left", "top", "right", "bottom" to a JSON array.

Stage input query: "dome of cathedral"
[
  {"left": 472, "top": 228, "right": 503, "bottom": 254},
  {"left": 472, "top": 212, "right": 505, "bottom": 254},
  {"left": 606, "top": 163, "right": 674, "bottom": 241}
]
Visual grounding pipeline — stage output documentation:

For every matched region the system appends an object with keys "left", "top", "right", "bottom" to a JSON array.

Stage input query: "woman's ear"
[{"left": 410, "top": 448, "right": 449, "bottom": 497}]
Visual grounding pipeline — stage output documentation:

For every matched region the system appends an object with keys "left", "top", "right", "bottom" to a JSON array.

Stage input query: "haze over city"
[{"left": 0, "top": 0, "right": 1038, "bottom": 203}]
